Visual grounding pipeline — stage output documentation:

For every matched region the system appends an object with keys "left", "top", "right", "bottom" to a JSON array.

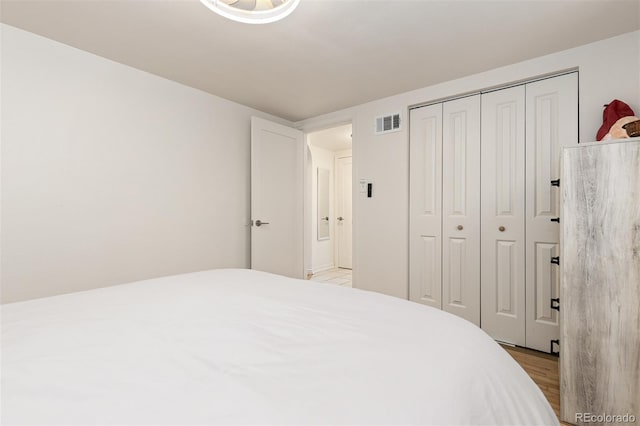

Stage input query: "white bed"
[{"left": 2, "top": 269, "right": 557, "bottom": 425}]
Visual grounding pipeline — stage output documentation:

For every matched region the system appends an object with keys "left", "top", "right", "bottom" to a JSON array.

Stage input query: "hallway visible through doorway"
[{"left": 307, "top": 123, "right": 352, "bottom": 281}]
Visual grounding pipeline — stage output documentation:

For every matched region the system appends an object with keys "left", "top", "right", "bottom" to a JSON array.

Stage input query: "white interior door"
[
  {"left": 481, "top": 86, "right": 526, "bottom": 345},
  {"left": 442, "top": 95, "right": 481, "bottom": 326},
  {"left": 336, "top": 156, "right": 352, "bottom": 269},
  {"left": 409, "top": 103, "right": 443, "bottom": 308},
  {"left": 525, "top": 73, "right": 578, "bottom": 352},
  {"left": 251, "top": 116, "right": 304, "bottom": 278}
]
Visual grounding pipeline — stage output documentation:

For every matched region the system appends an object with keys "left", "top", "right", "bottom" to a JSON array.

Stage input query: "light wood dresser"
[{"left": 560, "top": 138, "right": 640, "bottom": 425}]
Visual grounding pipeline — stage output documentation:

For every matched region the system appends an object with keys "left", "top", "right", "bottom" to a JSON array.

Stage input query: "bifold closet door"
[
  {"left": 409, "top": 104, "right": 443, "bottom": 309},
  {"left": 480, "top": 86, "right": 526, "bottom": 345},
  {"left": 442, "top": 96, "right": 481, "bottom": 326},
  {"left": 525, "top": 73, "right": 578, "bottom": 352}
]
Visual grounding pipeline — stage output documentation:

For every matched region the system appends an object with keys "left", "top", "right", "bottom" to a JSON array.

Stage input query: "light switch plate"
[{"left": 359, "top": 179, "right": 367, "bottom": 193}]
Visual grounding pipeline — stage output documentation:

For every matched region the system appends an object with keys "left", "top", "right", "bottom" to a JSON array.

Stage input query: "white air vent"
[{"left": 375, "top": 113, "right": 401, "bottom": 134}]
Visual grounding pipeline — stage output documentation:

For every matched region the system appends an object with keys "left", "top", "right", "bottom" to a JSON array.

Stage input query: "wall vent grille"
[{"left": 375, "top": 113, "right": 401, "bottom": 134}]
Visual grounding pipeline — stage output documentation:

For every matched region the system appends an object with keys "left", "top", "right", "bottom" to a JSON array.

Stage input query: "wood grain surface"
[{"left": 560, "top": 140, "right": 640, "bottom": 425}]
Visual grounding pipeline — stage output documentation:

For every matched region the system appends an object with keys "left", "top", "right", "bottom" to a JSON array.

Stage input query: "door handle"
[
  {"left": 255, "top": 220, "right": 269, "bottom": 227},
  {"left": 337, "top": 217, "right": 344, "bottom": 221},
  {"left": 321, "top": 217, "right": 329, "bottom": 221}
]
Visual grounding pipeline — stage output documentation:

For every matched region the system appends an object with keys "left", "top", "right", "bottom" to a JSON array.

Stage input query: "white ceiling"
[
  {"left": 308, "top": 123, "right": 352, "bottom": 152},
  {"left": 2, "top": 0, "right": 639, "bottom": 122}
]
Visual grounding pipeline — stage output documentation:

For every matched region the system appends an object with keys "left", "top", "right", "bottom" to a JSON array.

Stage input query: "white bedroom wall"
[
  {"left": 0, "top": 24, "right": 291, "bottom": 303},
  {"left": 309, "top": 145, "right": 335, "bottom": 273},
  {"left": 296, "top": 30, "right": 640, "bottom": 299}
]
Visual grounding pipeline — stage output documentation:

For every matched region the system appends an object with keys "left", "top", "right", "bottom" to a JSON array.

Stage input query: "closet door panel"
[
  {"left": 442, "top": 95, "right": 480, "bottom": 326},
  {"left": 534, "top": 242, "right": 559, "bottom": 323},
  {"left": 525, "top": 72, "right": 578, "bottom": 352},
  {"left": 480, "top": 86, "right": 526, "bottom": 345},
  {"left": 409, "top": 104, "right": 443, "bottom": 308}
]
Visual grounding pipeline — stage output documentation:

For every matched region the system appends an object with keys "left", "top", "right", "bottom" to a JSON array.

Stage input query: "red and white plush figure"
[
  {"left": 603, "top": 115, "right": 640, "bottom": 140},
  {"left": 597, "top": 99, "right": 635, "bottom": 141}
]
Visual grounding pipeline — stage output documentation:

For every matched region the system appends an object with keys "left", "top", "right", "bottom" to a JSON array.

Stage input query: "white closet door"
[
  {"left": 480, "top": 86, "right": 526, "bottom": 345},
  {"left": 525, "top": 73, "right": 578, "bottom": 352},
  {"left": 442, "top": 96, "right": 481, "bottom": 326},
  {"left": 409, "top": 104, "right": 443, "bottom": 309}
]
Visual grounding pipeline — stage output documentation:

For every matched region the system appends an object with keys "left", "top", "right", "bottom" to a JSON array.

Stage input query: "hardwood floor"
[
  {"left": 502, "top": 345, "right": 572, "bottom": 426},
  {"left": 309, "top": 268, "right": 352, "bottom": 287}
]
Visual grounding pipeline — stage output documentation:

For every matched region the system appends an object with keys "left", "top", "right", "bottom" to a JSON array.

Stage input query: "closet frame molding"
[{"left": 408, "top": 68, "right": 579, "bottom": 113}]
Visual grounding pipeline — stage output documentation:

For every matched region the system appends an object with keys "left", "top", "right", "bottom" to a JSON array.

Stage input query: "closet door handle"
[
  {"left": 457, "top": 225, "right": 463, "bottom": 231},
  {"left": 498, "top": 226, "right": 506, "bottom": 232}
]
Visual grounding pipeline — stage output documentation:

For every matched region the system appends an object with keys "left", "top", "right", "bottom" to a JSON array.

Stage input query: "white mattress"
[{"left": 1, "top": 269, "right": 558, "bottom": 425}]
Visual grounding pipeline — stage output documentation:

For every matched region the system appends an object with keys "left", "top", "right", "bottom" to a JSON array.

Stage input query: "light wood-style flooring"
[
  {"left": 309, "top": 268, "right": 352, "bottom": 287},
  {"left": 503, "top": 345, "right": 572, "bottom": 426}
]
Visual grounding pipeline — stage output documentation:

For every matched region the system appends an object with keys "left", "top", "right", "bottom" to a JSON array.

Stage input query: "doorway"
[{"left": 307, "top": 123, "right": 353, "bottom": 287}]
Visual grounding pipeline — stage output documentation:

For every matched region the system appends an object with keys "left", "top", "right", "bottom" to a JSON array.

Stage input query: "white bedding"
[{"left": 1, "top": 269, "right": 558, "bottom": 425}]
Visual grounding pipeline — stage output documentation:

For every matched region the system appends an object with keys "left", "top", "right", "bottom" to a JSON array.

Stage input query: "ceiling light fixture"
[{"left": 199, "top": 0, "right": 301, "bottom": 24}]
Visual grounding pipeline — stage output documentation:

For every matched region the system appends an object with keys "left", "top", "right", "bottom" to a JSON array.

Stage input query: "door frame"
[{"left": 300, "top": 119, "right": 355, "bottom": 280}]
